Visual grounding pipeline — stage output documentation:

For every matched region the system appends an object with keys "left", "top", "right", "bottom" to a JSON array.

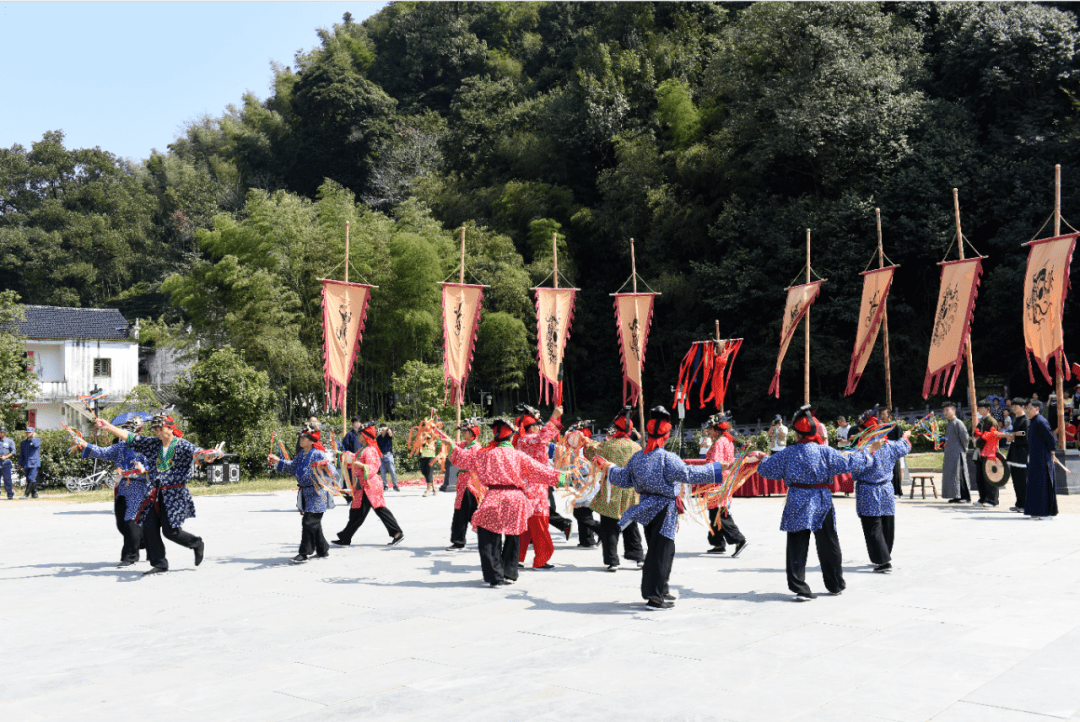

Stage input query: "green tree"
[
  {"left": 473, "top": 311, "right": 530, "bottom": 395},
  {"left": 177, "top": 346, "right": 274, "bottom": 451},
  {"left": 390, "top": 359, "right": 453, "bottom": 421},
  {"left": 0, "top": 292, "right": 40, "bottom": 429}
]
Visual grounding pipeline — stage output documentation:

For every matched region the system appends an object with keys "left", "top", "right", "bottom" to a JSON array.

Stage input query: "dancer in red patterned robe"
[
  {"left": 439, "top": 418, "right": 565, "bottom": 587},
  {"left": 513, "top": 405, "right": 567, "bottom": 568},
  {"left": 702, "top": 414, "right": 748, "bottom": 557},
  {"left": 334, "top": 423, "right": 404, "bottom": 546},
  {"left": 447, "top": 420, "right": 485, "bottom": 551}
]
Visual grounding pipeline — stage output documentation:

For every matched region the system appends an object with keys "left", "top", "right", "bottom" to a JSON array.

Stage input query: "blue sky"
[{"left": 0, "top": 1, "right": 386, "bottom": 162}]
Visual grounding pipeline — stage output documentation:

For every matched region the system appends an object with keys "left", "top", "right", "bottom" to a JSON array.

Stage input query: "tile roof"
[{"left": 15, "top": 305, "right": 132, "bottom": 340}]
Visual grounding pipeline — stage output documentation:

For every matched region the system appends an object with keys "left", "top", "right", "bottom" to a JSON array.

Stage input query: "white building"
[{"left": 17, "top": 306, "right": 139, "bottom": 430}]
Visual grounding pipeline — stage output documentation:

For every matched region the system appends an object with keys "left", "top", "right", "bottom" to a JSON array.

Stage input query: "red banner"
[
  {"left": 922, "top": 258, "right": 982, "bottom": 398},
  {"left": 613, "top": 293, "right": 656, "bottom": 407},
  {"left": 768, "top": 281, "right": 823, "bottom": 398},
  {"left": 533, "top": 287, "right": 577, "bottom": 405},
  {"left": 441, "top": 283, "right": 484, "bottom": 405},
  {"left": 320, "top": 279, "right": 372, "bottom": 410},
  {"left": 844, "top": 266, "right": 897, "bottom": 396},
  {"left": 1023, "top": 233, "right": 1078, "bottom": 384}
]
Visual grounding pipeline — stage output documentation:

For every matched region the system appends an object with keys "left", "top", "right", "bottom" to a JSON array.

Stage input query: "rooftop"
[{"left": 15, "top": 305, "right": 132, "bottom": 340}]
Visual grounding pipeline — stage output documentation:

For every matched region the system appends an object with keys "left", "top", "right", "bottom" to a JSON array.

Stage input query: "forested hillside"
[{"left": 4, "top": 2, "right": 1080, "bottom": 425}]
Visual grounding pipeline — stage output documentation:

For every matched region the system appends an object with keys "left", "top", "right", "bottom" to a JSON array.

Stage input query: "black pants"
[
  {"left": 573, "top": 507, "right": 599, "bottom": 545},
  {"left": 420, "top": 457, "right": 435, "bottom": 486},
  {"left": 300, "top": 512, "right": 329, "bottom": 556},
  {"left": 449, "top": 490, "right": 479, "bottom": 546},
  {"left": 785, "top": 508, "right": 844, "bottom": 596},
  {"left": 22, "top": 467, "right": 38, "bottom": 497},
  {"left": 1011, "top": 465, "right": 1028, "bottom": 509},
  {"left": 142, "top": 504, "right": 202, "bottom": 571},
  {"left": 641, "top": 514, "right": 675, "bottom": 602},
  {"left": 114, "top": 495, "right": 143, "bottom": 563},
  {"left": 598, "top": 515, "right": 644, "bottom": 567},
  {"left": 547, "top": 488, "right": 572, "bottom": 533},
  {"left": 892, "top": 462, "right": 904, "bottom": 496},
  {"left": 975, "top": 460, "right": 1000, "bottom": 505},
  {"left": 477, "top": 527, "right": 520, "bottom": 584},
  {"left": 707, "top": 507, "right": 746, "bottom": 549},
  {"left": 859, "top": 514, "right": 894, "bottom": 565},
  {"left": 337, "top": 494, "right": 402, "bottom": 542}
]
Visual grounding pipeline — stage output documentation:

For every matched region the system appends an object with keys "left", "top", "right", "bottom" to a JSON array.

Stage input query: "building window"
[{"left": 93, "top": 358, "right": 112, "bottom": 377}]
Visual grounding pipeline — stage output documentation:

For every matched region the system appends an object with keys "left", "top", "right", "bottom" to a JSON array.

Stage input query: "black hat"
[{"left": 649, "top": 406, "right": 672, "bottom": 421}]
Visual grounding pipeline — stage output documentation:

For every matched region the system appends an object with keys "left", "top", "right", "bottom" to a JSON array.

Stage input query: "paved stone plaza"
[{"left": 2, "top": 486, "right": 1079, "bottom": 722}]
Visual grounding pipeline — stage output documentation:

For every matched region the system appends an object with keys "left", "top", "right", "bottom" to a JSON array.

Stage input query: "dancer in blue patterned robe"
[
  {"left": 757, "top": 406, "right": 876, "bottom": 601},
  {"left": 270, "top": 424, "right": 336, "bottom": 563},
  {"left": 77, "top": 420, "right": 151, "bottom": 567},
  {"left": 852, "top": 432, "right": 911, "bottom": 573},
  {"left": 95, "top": 414, "right": 218, "bottom": 575},
  {"left": 598, "top": 407, "right": 722, "bottom": 610}
]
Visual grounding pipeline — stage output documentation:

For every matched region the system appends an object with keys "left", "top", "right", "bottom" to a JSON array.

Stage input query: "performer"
[
  {"left": 446, "top": 419, "right": 484, "bottom": 551},
  {"left": 74, "top": 420, "right": 150, "bottom": 567},
  {"left": 941, "top": 402, "right": 972, "bottom": 504},
  {"left": 582, "top": 411, "right": 645, "bottom": 572},
  {"left": 438, "top": 418, "right": 565, "bottom": 586},
  {"left": 756, "top": 406, "right": 876, "bottom": 601},
  {"left": 594, "top": 407, "right": 723, "bottom": 609},
  {"left": 567, "top": 420, "right": 600, "bottom": 547},
  {"left": 879, "top": 408, "right": 906, "bottom": 498},
  {"left": 94, "top": 413, "right": 216, "bottom": 575},
  {"left": 701, "top": 414, "right": 748, "bottom": 558},
  {"left": 851, "top": 423, "right": 912, "bottom": 573},
  {"left": 513, "top": 405, "right": 567, "bottom": 569},
  {"left": 972, "top": 400, "right": 1002, "bottom": 508},
  {"left": 269, "top": 423, "right": 336, "bottom": 563},
  {"left": 334, "top": 422, "right": 404, "bottom": 546},
  {"left": 1024, "top": 399, "right": 1059, "bottom": 520},
  {"left": 1006, "top": 397, "right": 1029, "bottom": 513}
]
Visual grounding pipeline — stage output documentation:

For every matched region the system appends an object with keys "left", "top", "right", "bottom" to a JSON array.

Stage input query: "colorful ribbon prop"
[
  {"left": 909, "top": 413, "right": 944, "bottom": 451},
  {"left": 193, "top": 443, "right": 225, "bottom": 466},
  {"left": 690, "top": 445, "right": 762, "bottom": 529},
  {"left": 845, "top": 423, "right": 897, "bottom": 453},
  {"left": 408, "top": 410, "right": 450, "bottom": 471},
  {"left": 76, "top": 390, "right": 106, "bottom": 418},
  {"left": 61, "top": 422, "right": 85, "bottom": 455}
]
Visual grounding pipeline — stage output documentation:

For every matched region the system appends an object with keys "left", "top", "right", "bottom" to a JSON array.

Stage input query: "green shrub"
[{"left": 30, "top": 429, "right": 95, "bottom": 487}]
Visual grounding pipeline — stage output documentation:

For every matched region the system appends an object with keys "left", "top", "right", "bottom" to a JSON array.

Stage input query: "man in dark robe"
[
  {"left": 1024, "top": 400, "right": 1059, "bottom": 520},
  {"left": 1005, "top": 398, "right": 1029, "bottom": 513}
]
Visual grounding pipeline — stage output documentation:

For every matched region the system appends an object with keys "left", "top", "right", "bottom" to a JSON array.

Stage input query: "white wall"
[{"left": 29, "top": 339, "right": 139, "bottom": 408}]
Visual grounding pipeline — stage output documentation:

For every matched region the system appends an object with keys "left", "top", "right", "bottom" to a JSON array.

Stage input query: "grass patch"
[{"left": 908, "top": 452, "right": 943, "bottom": 471}]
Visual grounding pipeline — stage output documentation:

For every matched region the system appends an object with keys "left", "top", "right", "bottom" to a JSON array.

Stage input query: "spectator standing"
[
  {"left": 377, "top": 426, "right": 400, "bottom": 491},
  {"left": 769, "top": 415, "right": 788, "bottom": 452},
  {"left": 835, "top": 416, "right": 852, "bottom": 449},
  {"left": 698, "top": 432, "right": 713, "bottom": 459},
  {"left": 342, "top": 417, "right": 362, "bottom": 455},
  {"left": 0, "top": 427, "right": 14, "bottom": 499},
  {"left": 18, "top": 426, "right": 41, "bottom": 498}
]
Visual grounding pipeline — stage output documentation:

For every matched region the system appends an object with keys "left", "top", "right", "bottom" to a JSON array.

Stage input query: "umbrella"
[{"left": 111, "top": 411, "right": 154, "bottom": 425}]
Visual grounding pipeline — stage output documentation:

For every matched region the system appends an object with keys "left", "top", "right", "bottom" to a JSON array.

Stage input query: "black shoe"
[
  {"left": 331, "top": 539, "right": 350, "bottom": 546},
  {"left": 794, "top": 592, "right": 816, "bottom": 602},
  {"left": 564, "top": 523, "right": 572, "bottom": 542},
  {"left": 291, "top": 554, "right": 308, "bottom": 564},
  {"left": 536, "top": 563, "right": 554, "bottom": 569},
  {"left": 518, "top": 563, "right": 524, "bottom": 568},
  {"left": 343, "top": 494, "right": 353, "bottom": 504},
  {"left": 646, "top": 598, "right": 674, "bottom": 610},
  {"left": 732, "top": 541, "right": 749, "bottom": 558},
  {"left": 874, "top": 563, "right": 892, "bottom": 573},
  {"left": 194, "top": 541, "right": 205, "bottom": 567},
  {"left": 143, "top": 567, "right": 168, "bottom": 575},
  {"left": 707, "top": 547, "right": 727, "bottom": 554},
  {"left": 314, "top": 552, "right": 330, "bottom": 559},
  {"left": 499, "top": 579, "right": 514, "bottom": 585},
  {"left": 830, "top": 590, "right": 844, "bottom": 596},
  {"left": 606, "top": 565, "right": 618, "bottom": 572},
  {"left": 948, "top": 498, "right": 964, "bottom": 503},
  {"left": 577, "top": 542, "right": 597, "bottom": 548},
  {"left": 445, "top": 544, "right": 465, "bottom": 551},
  {"left": 117, "top": 560, "right": 135, "bottom": 568},
  {"left": 663, "top": 593, "right": 676, "bottom": 601},
  {"left": 387, "top": 533, "right": 404, "bottom": 546}
]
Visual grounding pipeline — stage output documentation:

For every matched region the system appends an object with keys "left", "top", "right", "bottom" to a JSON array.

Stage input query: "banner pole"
[
  {"left": 1055, "top": 165, "right": 1066, "bottom": 449},
  {"left": 457, "top": 226, "right": 465, "bottom": 443},
  {"left": 343, "top": 221, "right": 350, "bottom": 440},
  {"left": 877, "top": 208, "right": 893, "bottom": 410},
  {"left": 804, "top": 229, "right": 811, "bottom": 407},
  {"left": 715, "top": 319, "right": 724, "bottom": 415},
  {"left": 953, "top": 189, "right": 979, "bottom": 428},
  {"left": 553, "top": 233, "right": 562, "bottom": 407},
  {"left": 630, "top": 237, "right": 646, "bottom": 438}
]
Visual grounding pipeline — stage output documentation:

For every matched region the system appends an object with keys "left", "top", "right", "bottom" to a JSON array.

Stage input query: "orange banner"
[
  {"left": 441, "top": 283, "right": 484, "bottom": 405},
  {"left": 320, "top": 279, "right": 372, "bottom": 410},
  {"left": 613, "top": 293, "right": 656, "bottom": 407},
  {"left": 922, "top": 258, "right": 982, "bottom": 398},
  {"left": 768, "top": 281, "right": 823, "bottom": 397},
  {"left": 844, "top": 266, "right": 897, "bottom": 396},
  {"left": 1024, "top": 233, "right": 1078, "bottom": 384},
  {"left": 533, "top": 287, "right": 577, "bottom": 405}
]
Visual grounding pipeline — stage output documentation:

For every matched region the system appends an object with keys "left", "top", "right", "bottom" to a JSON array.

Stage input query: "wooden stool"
[{"left": 910, "top": 474, "right": 937, "bottom": 499}]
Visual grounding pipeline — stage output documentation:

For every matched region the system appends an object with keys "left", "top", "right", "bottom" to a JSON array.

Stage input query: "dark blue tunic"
[
  {"left": 81, "top": 442, "right": 151, "bottom": 521},
  {"left": 1024, "top": 413, "right": 1058, "bottom": 518},
  {"left": 607, "top": 448, "right": 722, "bottom": 540}
]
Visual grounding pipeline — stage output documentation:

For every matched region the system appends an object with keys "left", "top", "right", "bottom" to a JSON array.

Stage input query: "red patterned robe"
[
  {"left": 514, "top": 420, "right": 561, "bottom": 516},
  {"left": 704, "top": 435, "right": 735, "bottom": 510},
  {"left": 450, "top": 443, "right": 562, "bottom": 535},
  {"left": 349, "top": 445, "right": 386, "bottom": 509},
  {"left": 454, "top": 440, "right": 484, "bottom": 510}
]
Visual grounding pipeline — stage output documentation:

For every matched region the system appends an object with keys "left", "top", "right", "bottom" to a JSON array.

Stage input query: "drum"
[{"left": 981, "top": 452, "right": 1011, "bottom": 488}]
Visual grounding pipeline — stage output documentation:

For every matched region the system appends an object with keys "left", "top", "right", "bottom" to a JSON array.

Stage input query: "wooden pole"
[
  {"left": 631, "top": 238, "right": 646, "bottom": 438},
  {"left": 456, "top": 226, "right": 465, "bottom": 443},
  {"left": 877, "top": 208, "right": 893, "bottom": 411},
  {"left": 715, "top": 319, "right": 724, "bottom": 415},
  {"left": 804, "top": 229, "right": 811, "bottom": 407},
  {"left": 553, "top": 233, "right": 562, "bottom": 409},
  {"left": 953, "top": 189, "right": 979, "bottom": 427},
  {"left": 343, "top": 221, "right": 350, "bottom": 439},
  {"left": 1055, "top": 165, "right": 1066, "bottom": 449}
]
